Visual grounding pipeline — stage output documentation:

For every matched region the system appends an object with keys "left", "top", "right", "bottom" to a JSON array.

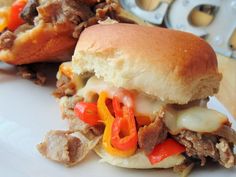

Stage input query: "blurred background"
[{"left": 119, "top": 0, "right": 236, "bottom": 118}]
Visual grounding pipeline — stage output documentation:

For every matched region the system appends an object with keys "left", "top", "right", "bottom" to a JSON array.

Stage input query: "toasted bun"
[
  {"left": 72, "top": 23, "right": 222, "bottom": 104},
  {"left": 0, "top": 0, "right": 14, "bottom": 6},
  {"left": 0, "top": 22, "right": 77, "bottom": 65},
  {"left": 94, "top": 143, "right": 185, "bottom": 169}
]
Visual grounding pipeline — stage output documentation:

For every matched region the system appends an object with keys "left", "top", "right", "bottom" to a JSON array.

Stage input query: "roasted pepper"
[
  {"left": 97, "top": 92, "right": 136, "bottom": 157},
  {"left": 7, "top": 0, "right": 27, "bottom": 31},
  {"left": 148, "top": 138, "right": 185, "bottom": 164},
  {"left": 111, "top": 96, "right": 138, "bottom": 151},
  {"left": 74, "top": 102, "right": 101, "bottom": 126},
  {"left": 0, "top": 7, "right": 10, "bottom": 32}
]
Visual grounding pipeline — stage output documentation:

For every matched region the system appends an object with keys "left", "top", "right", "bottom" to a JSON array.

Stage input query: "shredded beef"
[
  {"left": 36, "top": 0, "right": 121, "bottom": 39},
  {"left": 37, "top": 0, "right": 94, "bottom": 25},
  {"left": 213, "top": 125, "right": 236, "bottom": 144},
  {"left": 72, "top": 0, "right": 120, "bottom": 38},
  {"left": 0, "top": 30, "right": 16, "bottom": 49},
  {"left": 16, "top": 64, "right": 47, "bottom": 85},
  {"left": 174, "top": 130, "right": 235, "bottom": 168},
  {"left": 174, "top": 131, "right": 218, "bottom": 166},
  {"left": 20, "top": 0, "right": 39, "bottom": 24},
  {"left": 138, "top": 117, "right": 167, "bottom": 154},
  {"left": 67, "top": 135, "right": 82, "bottom": 163},
  {"left": 95, "top": 1, "right": 119, "bottom": 19},
  {"left": 216, "top": 138, "right": 236, "bottom": 168},
  {"left": 64, "top": 0, "right": 94, "bottom": 23},
  {"left": 89, "top": 124, "right": 105, "bottom": 136},
  {"left": 53, "top": 74, "right": 76, "bottom": 98},
  {"left": 37, "top": 130, "right": 101, "bottom": 166}
]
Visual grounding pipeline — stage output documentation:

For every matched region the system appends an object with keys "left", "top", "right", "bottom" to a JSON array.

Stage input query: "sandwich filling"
[{"left": 38, "top": 62, "right": 236, "bottom": 169}]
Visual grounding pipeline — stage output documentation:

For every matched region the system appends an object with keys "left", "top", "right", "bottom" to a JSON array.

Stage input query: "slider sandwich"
[
  {"left": 38, "top": 23, "right": 236, "bottom": 172},
  {"left": 0, "top": 0, "right": 139, "bottom": 65}
]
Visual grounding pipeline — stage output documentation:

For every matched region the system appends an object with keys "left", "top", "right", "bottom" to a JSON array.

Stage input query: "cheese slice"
[
  {"left": 164, "top": 106, "right": 228, "bottom": 135},
  {"left": 78, "top": 76, "right": 228, "bottom": 133},
  {"left": 78, "top": 76, "right": 166, "bottom": 120}
]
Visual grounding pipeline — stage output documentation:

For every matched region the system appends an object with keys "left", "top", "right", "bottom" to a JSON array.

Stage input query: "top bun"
[{"left": 72, "top": 23, "right": 222, "bottom": 104}]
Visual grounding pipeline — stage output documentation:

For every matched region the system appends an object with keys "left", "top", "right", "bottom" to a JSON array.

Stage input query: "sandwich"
[
  {"left": 0, "top": 0, "right": 144, "bottom": 65},
  {"left": 38, "top": 23, "right": 236, "bottom": 173}
]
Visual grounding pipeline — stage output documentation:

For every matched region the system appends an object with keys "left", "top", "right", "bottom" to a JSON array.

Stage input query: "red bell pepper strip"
[
  {"left": 7, "top": 0, "right": 27, "bottom": 31},
  {"left": 74, "top": 102, "right": 101, "bottom": 126},
  {"left": 112, "top": 96, "right": 123, "bottom": 117},
  {"left": 148, "top": 138, "right": 185, "bottom": 165},
  {"left": 111, "top": 94, "right": 138, "bottom": 151},
  {"left": 97, "top": 92, "right": 136, "bottom": 157}
]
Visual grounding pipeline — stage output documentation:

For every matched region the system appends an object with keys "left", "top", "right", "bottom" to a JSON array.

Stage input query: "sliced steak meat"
[
  {"left": 59, "top": 95, "right": 83, "bottom": 119},
  {"left": 138, "top": 117, "right": 167, "bottom": 154},
  {"left": 213, "top": 125, "right": 236, "bottom": 144},
  {"left": 20, "top": 0, "right": 39, "bottom": 24},
  {"left": 89, "top": 124, "right": 105, "bottom": 136},
  {"left": 95, "top": 0, "right": 119, "bottom": 19},
  {"left": 37, "top": 0, "right": 94, "bottom": 25},
  {"left": 53, "top": 74, "right": 76, "bottom": 98},
  {"left": 37, "top": 130, "right": 101, "bottom": 166},
  {"left": 16, "top": 64, "right": 47, "bottom": 85},
  {"left": 64, "top": 0, "right": 94, "bottom": 22},
  {"left": 174, "top": 130, "right": 235, "bottom": 168},
  {"left": 216, "top": 138, "right": 236, "bottom": 168},
  {"left": 0, "top": 30, "right": 16, "bottom": 49},
  {"left": 72, "top": 0, "right": 120, "bottom": 38},
  {"left": 174, "top": 131, "right": 218, "bottom": 166}
]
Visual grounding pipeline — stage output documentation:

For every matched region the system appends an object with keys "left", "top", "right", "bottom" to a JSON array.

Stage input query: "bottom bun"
[{"left": 94, "top": 143, "right": 185, "bottom": 169}]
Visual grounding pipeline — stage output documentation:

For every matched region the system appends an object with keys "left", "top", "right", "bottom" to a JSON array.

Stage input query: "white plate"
[{"left": 0, "top": 63, "right": 235, "bottom": 177}]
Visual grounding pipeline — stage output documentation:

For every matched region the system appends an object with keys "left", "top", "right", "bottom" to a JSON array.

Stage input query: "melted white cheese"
[
  {"left": 78, "top": 76, "right": 228, "bottom": 132},
  {"left": 78, "top": 76, "right": 165, "bottom": 120},
  {"left": 164, "top": 106, "right": 228, "bottom": 135}
]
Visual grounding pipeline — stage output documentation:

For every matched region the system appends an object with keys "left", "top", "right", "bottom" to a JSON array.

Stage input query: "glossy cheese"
[
  {"left": 78, "top": 76, "right": 165, "bottom": 120},
  {"left": 78, "top": 76, "right": 228, "bottom": 132},
  {"left": 164, "top": 106, "right": 228, "bottom": 135}
]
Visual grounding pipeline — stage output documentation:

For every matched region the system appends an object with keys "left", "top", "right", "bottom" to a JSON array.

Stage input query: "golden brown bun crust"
[
  {"left": 0, "top": 23, "right": 77, "bottom": 65},
  {"left": 0, "top": 0, "right": 15, "bottom": 6},
  {"left": 73, "top": 23, "right": 222, "bottom": 104}
]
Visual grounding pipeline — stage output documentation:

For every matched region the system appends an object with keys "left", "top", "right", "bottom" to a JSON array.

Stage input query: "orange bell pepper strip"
[
  {"left": 0, "top": 7, "right": 10, "bottom": 32},
  {"left": 97, "top": 92, "right": 136, "bottom": 157},
  {"left": 148, "top": 138, "right": 185, "bottom": 164}
]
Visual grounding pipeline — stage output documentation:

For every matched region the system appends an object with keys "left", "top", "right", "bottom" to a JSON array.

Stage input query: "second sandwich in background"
[{"left": 0, "top": 0, "right": 147, "bottom": 65}]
